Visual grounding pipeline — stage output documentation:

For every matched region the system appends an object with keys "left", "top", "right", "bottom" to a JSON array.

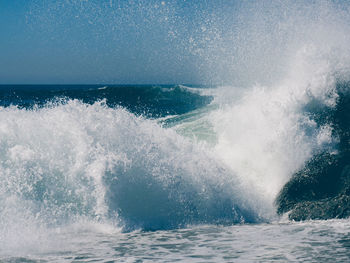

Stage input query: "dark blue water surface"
[{"left": 0, "top": 85, "right": 212, "bottom": 118}]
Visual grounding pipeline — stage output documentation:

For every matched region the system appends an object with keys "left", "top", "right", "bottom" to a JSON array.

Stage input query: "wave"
[
  {"left": 1, "top": 78, "right": 348, "bottom": 236},
  {"left": 0, "top": 85, "right": 212, "bottom": 118},
  {"left": 1, "top": 43, "right": 350, "bottom": 234},
  {"left": 0, "top": 100, "right": 268, "bottom": 235},
  {"left": 1, "top": 1, "right": 350, "bottom": 238}
]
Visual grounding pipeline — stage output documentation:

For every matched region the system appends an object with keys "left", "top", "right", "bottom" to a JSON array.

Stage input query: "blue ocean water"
[
  {"left": 0, "top": 82, "right": 349, "bottom": 261},
  {"left": 2, "top": 0, "right": 350, "bottom": 261}
]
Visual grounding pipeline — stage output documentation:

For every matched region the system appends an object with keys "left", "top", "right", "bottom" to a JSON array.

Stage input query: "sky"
[
  {"left": 0, "top": 0, "right": 240, "bottom": 84},
  {"left": 1, "top": 0, "right": 349, "bottom": 85}
]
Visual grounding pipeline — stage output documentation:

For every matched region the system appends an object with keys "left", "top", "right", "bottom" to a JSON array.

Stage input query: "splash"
[
  {"left": 1, "top": 0, "right": 350, "bottom": 246},
  {"left": 0, "top": 98, "right": 271, "bottom": 250}
]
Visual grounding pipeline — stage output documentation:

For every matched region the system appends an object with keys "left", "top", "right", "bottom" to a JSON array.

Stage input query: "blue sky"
[
  {"left": 1, "top": 0, "right": 348, "bottom": 85},
  {"left": 0, "top": 0, "right": 237, "bottom": 84}
]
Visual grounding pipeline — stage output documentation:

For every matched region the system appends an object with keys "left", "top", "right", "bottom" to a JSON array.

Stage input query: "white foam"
[{"left": 0, "top": 99, "right": 271, "bottom": 248}]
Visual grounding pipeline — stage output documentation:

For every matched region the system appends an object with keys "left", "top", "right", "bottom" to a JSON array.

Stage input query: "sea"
[{"left": 0, "top": 80, "right": 349, "bottom": 262}]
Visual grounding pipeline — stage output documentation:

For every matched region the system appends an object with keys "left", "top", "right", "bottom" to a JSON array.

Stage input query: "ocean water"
[
  {"left": 0, "top": 81, "right": 349, "bottom": 262},
  {"left": 2, "top": 1, "right": 350, "bottom": 262},
  {"left": 3, "top": 219, "right": 350, "bottom": 262}
]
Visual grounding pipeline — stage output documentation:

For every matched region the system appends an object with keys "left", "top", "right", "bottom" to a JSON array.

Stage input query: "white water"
[
  {"left": 0, "top": 99, "right": 269, "bottom": 252},
  {"left": 3, "top": 219, "right": 350, "bottom": 262},
  {"left": 0, "top": 71, "right": 343, "bottom": 254},
  {"left": 2, "top": 0, "right": 350, "bottom": 261},
  {"left": 2, "top": 13, "right": 350, "bottom": 252}
]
